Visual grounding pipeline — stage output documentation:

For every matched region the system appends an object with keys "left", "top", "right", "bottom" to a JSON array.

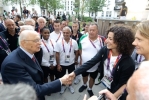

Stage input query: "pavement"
[{"left": 45, "top": 74, "right": 106, "bottom": 100}]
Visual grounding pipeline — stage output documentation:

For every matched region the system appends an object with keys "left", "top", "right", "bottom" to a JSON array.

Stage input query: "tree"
[
  {"left": 80, "top": 0, "right": 88, "bottom": 21},
  {"left": 73, "top": 0, "right": 80, "bottom": 20},
  {"left": 87, "top": 0, "right": 107, "bottom": 18},
  {"left": 29, "top": 0, "right": 64, "bottom": 15}
]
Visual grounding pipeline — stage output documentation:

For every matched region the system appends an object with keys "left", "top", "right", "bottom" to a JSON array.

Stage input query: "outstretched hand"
[{"left": 68, "top": 72, "right": 76, "bottom": 82}]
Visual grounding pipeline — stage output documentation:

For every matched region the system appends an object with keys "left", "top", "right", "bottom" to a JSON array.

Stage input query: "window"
[
  {"left": 109, "top": 11, "right": 112, "bottom": 17},
  {"left": 91, "top": 12, "right": 93, "bottom": 16},
  {"left": 106, "top": 11, "right": 109, "bottom": 17},
  {"left": 101, "top": 11, "right": 104, "bottom": 17}
]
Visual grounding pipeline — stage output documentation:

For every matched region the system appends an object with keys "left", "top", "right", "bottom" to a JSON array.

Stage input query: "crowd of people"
[{"left": 0, "top": 8, "right": 149, "bottom": 100}]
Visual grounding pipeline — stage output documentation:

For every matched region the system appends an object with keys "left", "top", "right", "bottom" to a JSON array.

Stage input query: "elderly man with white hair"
[
  {"left": 24, "top": 19, "right": 36, "bottom": 29},
  {"left": 18, "top": 25, "right": 34, "bottom": 35},
  {"left": 1, "top": 30, "right": 72, "bottom": 100},
  {"left": 35, "top": 17, "right": 46, "bottom": 34},
  {"left": 0, "top": 83, "right": 37, "bottom": 100}
]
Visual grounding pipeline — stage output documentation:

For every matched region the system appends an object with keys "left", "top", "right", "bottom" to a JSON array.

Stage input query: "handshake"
[{"left": 59, "top": 72, "right": 76, "bottom": 85}]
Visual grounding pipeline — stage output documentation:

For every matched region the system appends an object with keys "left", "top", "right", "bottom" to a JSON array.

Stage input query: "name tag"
[
  {"left": 49, "top": 55, "right": 54, "bottom": 64},
  {"left": 101, "top": 75, "right": 113, "bottom": 89},
  {"left": 65, "top": 55, "right": 70, "bottom": 63}
]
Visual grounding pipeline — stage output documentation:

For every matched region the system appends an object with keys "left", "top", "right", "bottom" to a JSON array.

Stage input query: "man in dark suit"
[
  {"left": 1, "top": 30, "right": 71, "bottom": 100},
  {"left": 0, "top": 23, "right": 5, "bottom": 32}
]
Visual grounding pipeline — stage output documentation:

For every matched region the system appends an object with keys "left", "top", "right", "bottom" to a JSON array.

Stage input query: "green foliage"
[
  {"left": 88, "top": 0, "right": 106, "bottom": 12},
  {"left": 82, "top": 16, "right": 92, "bottom": 22},
  {"left": 73, "top": 0, "right": 80, "bottom": 18},
  {"left": 29, "top": 0, "right": 64, "bottom": 14}
]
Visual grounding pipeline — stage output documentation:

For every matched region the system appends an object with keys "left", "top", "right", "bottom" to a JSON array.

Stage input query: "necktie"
[{"left": 32, "top": 56, "right": 36, "bottom": 62}]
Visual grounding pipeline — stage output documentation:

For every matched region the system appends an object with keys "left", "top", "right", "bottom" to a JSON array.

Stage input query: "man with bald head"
[
  {"left": 55, "top": 26, "right": 78, "bottom": 94},
  {"left": 0, "top": 19, "right": 19, "bottom": 69},
  {"left": 1, "top": 30, "right": 72, "bottom": 100}
]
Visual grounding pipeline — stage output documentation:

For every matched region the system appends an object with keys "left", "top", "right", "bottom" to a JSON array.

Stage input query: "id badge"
[
  {"left": 49, "top": 55, "right": 54, "bottom": 64},
  {"left": 65, "top": 55, "right": 70, "bottom": 63},
  {"left": 101, "top": 75, "right": 113, "bottom": 89}
]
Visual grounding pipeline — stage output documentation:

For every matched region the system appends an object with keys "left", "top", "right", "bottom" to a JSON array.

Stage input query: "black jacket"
[
  {"left": 74, "top": 46, "right": 135, "bottom": 93},
  {"left": 71, "top": 32, "right": 82, "bottom": 45},
  {"left": 0, "top": 28, "right": 19, "bottom": 70}
]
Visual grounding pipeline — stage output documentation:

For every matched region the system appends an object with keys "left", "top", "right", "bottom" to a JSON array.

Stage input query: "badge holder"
[
  {"left": 49, "top": 55, "right": 54, "bottom": 65},
  {"left": 65, "top": 55, "right": 70, "bottom": 63},
  {"left": 101, "top": 75, "right": 113, "bottom": 89}
]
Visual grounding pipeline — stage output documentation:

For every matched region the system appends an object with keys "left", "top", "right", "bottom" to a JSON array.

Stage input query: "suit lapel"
[{"left": 17, "top": 48, "right": 43, "bottom": 74}]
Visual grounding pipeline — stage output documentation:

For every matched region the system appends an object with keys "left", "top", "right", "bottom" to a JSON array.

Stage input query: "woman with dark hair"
[
  {"left": 86, "top": 20, "right": 149, "bottom": 100},
  {"left": 40, "top": 27, "right": 57, "bottom": 84},
  {"left": 69, "top": 25, "right": 135, "bottom": 98}
]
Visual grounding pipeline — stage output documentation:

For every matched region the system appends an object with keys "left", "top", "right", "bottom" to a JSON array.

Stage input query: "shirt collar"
[{"left": 20, "top": 46, "right": 34, "bottom": 59}]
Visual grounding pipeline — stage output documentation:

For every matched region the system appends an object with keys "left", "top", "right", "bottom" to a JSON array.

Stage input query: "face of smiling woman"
[{"left": 132, "top": 30, "right": 149, "bottom": 60}]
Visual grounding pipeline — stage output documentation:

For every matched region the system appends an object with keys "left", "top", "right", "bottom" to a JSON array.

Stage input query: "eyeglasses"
[{"left": 24, "top": 39, "right": 41, "bottom": 43}]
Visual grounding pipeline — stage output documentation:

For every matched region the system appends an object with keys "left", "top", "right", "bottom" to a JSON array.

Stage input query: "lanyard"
[
  {"left": 138, "top": 55, "right": 143, "bottom": 62},
  {"left": 0, "top": 36, "right": 11, "bottom": 53},
  {"left": 62, "top": 39, "right": 72, "bottom": 53},
  {"left": 56, "top": 32, "right": 61, "bottom": 42},
  {"left": 49, "top": 39, "right": 54, "bottom": 50},
  {"left": 42, "top": 40, "right": 50, "bottom": 52},
  {"left": 89, "top": 36, "right": 103, "bottom": 49},
  {"left": 0, "top": 45, "right": 10, "bottom": 55},
  {"left": 107, "top": 50, "right": 122, "bottom": 76},
  {"left": 38, "top": 27, "right": 40, "bottom": 33}
]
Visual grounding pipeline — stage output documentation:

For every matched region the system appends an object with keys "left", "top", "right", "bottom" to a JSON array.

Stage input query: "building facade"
[{"left": 1, "top": 0, "right": 149, "bottom": 20}]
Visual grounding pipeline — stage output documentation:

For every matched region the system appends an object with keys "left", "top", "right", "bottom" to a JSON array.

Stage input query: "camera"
[{"left": 97, "top": 94, "right": 105, "bottom": 100}]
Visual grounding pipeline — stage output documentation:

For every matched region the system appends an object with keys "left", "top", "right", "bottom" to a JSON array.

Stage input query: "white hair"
[
  {"left": 18, "top": 21, "right": 24, "bottom": 26},
  {"left": 62, "top": 26, "right": 71, "bottom": 32},
  {"left": 37, "top": 17, "right": 46, "bottom": 23},
  {"left": 20, "top": 25, "right": 34, "bottom": 31},
  {"left": 18, "top": 30, "right": 39, "bottom": 45},
  {"left": 133, "top": 61, "right": 149, "bottom": 100},
  {"left": 0, "top": 83, "right": 37, "bottom": 100},
  {"left": 24, "top": 19, "right": 35, "bottom": 25}
]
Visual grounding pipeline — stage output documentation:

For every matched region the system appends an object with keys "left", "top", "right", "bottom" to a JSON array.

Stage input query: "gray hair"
[
  {"left": 18, "top": 21, "right": 24, "bottom": 26},
  {"left": 133, "top": 61, "right": 149, "bottom": 100},
  {"left": 20, "top": 25, "right": 34, "bottom": 31},
  {"left": 24, "top": 19, "right": 35, "bottom": 25},
  {"left": 90, "top": 22, "right": 99, "bottom": 30},
  {"left": 62, "top": 26, "right": 71, "bottom": 32},
  {"left": 0, "top": 83, "right": 37, "bottom": 100},
  {"left": 37, "top": 17, "right": 46, "bottom": 23},
  {"left": 19, "top": 30, "right": 39, "bottom": 45}
]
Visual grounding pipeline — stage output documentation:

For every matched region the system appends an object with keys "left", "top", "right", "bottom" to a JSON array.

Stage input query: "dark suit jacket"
[
  {"left": 74, "top": 46, "right": 135, "bottom": 93},
  {"left": 0, "top": 23, "right": 5, "bottom": 32},
  {"left": 1, "top": 48, "right": 61, "bottom": 100}
]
